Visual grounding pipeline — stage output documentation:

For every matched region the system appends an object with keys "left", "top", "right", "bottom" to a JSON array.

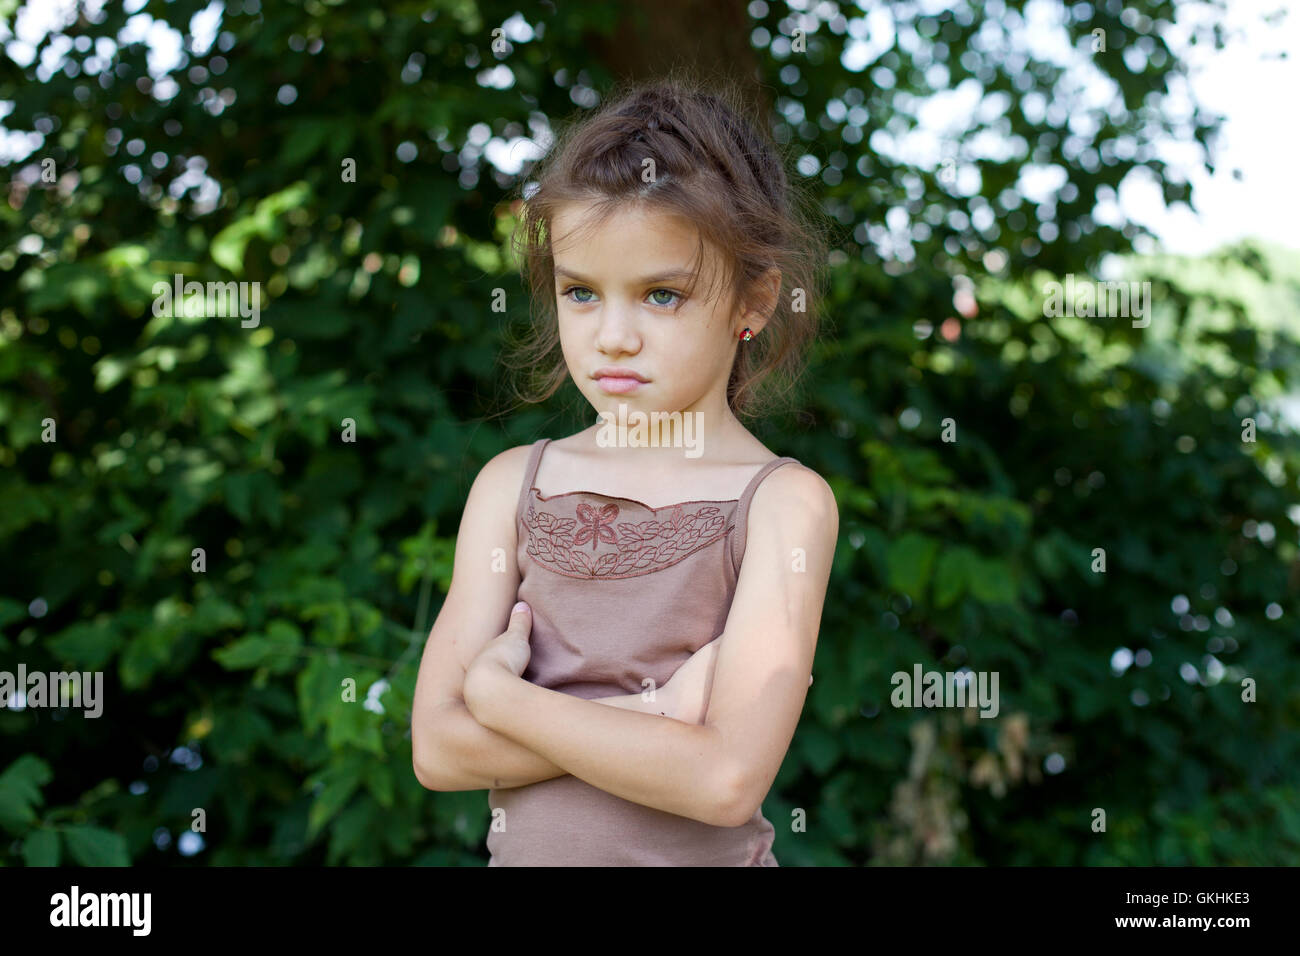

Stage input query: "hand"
[
  {"left": 661, "top": 637, "right": 722, "bottom": 725},
  {"left": 660, "top": 637, "right": 813, "bottom": 724},
  {"left": 464, "top": 602, "right": 534, "bottom": 715}
]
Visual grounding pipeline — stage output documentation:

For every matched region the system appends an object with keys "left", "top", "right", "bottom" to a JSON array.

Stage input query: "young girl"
[{"left": 411, "top": 77, "right": 838, "bottom": 866}]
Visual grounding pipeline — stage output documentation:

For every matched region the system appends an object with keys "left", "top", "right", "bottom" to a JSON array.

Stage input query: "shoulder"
[
  {"left": 750, "top": 461, "right": 838, "bottom": 538},
  {"left": 477, "top": 442, "right": 538, "bottom": 491},
  {"left": 462, "top": 442, "right": 540, "bottom": 525}
]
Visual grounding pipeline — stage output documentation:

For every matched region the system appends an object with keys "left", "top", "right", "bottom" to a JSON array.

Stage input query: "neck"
[{"left": 584, "top": 404, "right": 743, "bottom": 463}]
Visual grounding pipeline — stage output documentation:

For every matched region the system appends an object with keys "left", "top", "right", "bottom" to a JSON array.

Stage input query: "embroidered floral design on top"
[
  {"left": 524, "top": 496, "right": 731, "bottom": 579},
  {"left": 574, "top": 502, "right": 619, "bottom": 550}
]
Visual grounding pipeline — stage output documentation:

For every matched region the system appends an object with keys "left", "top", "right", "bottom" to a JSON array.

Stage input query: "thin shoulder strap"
[
  {"left": 730, "top": 456, "right": 800, "bottom": 576},
  {"left": 515, "top": 438, "right": 552, "bottom": 528}
]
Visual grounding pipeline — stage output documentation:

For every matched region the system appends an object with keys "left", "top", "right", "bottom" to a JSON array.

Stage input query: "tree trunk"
[{"left": 583, "top": 0, "right": 771, "bottom": 118}]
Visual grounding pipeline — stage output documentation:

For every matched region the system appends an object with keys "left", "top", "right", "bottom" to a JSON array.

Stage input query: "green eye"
[
  {"left": 649, "top": 289, "right": 681, "bottom": 307},
  {"left": 559, "top": 286, "right": 681, "bottom": 307}
]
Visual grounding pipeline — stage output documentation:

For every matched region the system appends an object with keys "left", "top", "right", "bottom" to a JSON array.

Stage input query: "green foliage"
[
  {"left": 1, "top": 0, "right": 1297, "bottom": 866},
  {"left": 0, "top": 754, "right": 51, "bottom": 832}
]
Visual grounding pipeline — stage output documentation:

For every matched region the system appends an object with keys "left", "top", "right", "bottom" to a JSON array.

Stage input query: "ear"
[{"left": 738, "top": 268, "right": 782, "bottom": 336}]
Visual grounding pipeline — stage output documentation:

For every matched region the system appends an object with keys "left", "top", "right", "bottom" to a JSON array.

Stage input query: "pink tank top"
[{"left": 486, "top": 437, "right": 801, "bottom": 866}]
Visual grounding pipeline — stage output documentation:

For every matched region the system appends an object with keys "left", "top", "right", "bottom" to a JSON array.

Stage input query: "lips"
[
  {"left": 592, "top": 367, "right": 649, "bottom": 382},
  {"left": 595, "top": 374, "right": 645, "bottom": 395}
]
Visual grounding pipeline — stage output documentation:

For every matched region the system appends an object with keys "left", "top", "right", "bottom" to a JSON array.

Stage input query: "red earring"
[{"left": 740, "top": 327, "right": 754, "bottom": 341}]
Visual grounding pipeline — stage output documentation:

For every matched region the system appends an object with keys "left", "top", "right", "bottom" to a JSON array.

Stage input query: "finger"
[{"left": 508, "top": 601, "right": 532, "bottom": 632}]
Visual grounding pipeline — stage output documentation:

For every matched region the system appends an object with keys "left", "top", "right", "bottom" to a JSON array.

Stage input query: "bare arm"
[
  {"left": 410, "top": 446, "right": 543, "bottom": 791},
  {"left": 460, "top": 465, "right": 832, "bottom": 827},
  {"left": 421, "top": 682, "right": 687, "bottom": 792},
  {"left": 424, "top": 634, "right": 723, "bottom": 791},
  {"left": 466, "top": 659, "right": 735, "bottom": 826},
  {"left": 410, "top": 446, "right": 715, "bottom": 792}
]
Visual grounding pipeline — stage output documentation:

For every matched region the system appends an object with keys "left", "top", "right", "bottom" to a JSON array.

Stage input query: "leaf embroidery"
[{"left": 524, "top": 496, "right": 729, "bottom": 579}]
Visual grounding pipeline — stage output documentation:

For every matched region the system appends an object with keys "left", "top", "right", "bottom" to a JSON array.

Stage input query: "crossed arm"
[
  {"left": 413, "top": 459, "right": 838, "bottom": 829},
  {"left": 415, "top": 639, "right": 718, "bottom": 792}
]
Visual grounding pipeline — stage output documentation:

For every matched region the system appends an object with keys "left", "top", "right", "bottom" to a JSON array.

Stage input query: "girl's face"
[{"left": 550, "top": 199, "right": 753, "bottom": 430}]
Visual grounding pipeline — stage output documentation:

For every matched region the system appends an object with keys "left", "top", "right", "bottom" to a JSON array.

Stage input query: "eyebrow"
[{"left": 554, "top": 266, "right": 696, "bottom": 286}]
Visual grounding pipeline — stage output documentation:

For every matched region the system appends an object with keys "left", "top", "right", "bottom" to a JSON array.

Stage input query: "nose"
[{"left": 594, "top": 301, "right": 642, "bottom": 356}]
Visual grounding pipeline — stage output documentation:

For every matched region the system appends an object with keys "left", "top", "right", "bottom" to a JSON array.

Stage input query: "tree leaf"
[
  {"left": 63, "top": 826, "right": 130, "bottom": 866},
  {"left": 0, "top": 755, "right": 52, "bottom": 834},
  {"left": 22, "top": 828, "right": 61, "bottom": 867},
  {"left": 887, "top": 531, "right": 940, "bottom": 601},
  {"left": 934, "top": 546, "right": 978, "bottom": 608},
  {"left": 213, "top": 622, "right": 303, "bottom": 672}
]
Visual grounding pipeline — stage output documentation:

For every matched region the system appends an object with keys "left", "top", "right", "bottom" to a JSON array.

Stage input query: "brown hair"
[{"left": 496, "top": 71, "right": 830, "bottom": 424}]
